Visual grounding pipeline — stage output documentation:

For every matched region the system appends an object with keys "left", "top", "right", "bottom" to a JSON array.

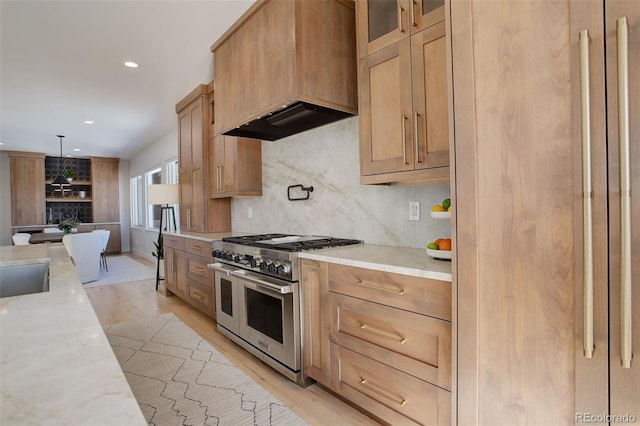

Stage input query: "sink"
[{"left": 0, "top": 263, "right": 50, "bottom": 298}]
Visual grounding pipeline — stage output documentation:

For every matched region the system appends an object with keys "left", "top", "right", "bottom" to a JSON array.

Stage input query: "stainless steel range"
[{"left": 207, "top": 234, "right": 360, "bottom": 386}]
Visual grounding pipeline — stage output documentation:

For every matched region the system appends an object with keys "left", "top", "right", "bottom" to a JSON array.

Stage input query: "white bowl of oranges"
[
  {"left": 430, "top": 198, "right": 452, "bottom": 219},
  {"left": 426, "top": 238, "right": 452, "bottom": 260}
]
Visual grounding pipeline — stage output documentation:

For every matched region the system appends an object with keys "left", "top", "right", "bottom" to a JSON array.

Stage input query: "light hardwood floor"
[{"left": 85, "top": 275, "right": 380, "bottom": 426}]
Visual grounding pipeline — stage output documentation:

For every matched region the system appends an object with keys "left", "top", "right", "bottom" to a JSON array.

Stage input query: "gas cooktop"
[{"left": 222, "top": 234, "right": 361, "bottom": 252}]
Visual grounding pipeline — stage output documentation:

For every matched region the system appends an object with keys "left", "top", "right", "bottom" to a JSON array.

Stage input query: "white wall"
[
  {"left": 0, "top": 152, "right": 13, "bottom": 246},
  {"left": 231, "top": 117, "right": 452, "bottom": 249},
  {"left": 128, "top": 129, "right": 179, "bottom": 262}
]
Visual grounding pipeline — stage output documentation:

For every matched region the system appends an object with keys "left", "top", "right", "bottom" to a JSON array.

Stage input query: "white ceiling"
[{"left": 0, "top": 0, "right": 253, "bottom": 159}]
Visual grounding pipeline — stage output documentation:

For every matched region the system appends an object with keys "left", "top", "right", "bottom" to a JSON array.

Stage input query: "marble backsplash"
[{"left": 230, "top": 117, "right": 452, "bottom": 250}]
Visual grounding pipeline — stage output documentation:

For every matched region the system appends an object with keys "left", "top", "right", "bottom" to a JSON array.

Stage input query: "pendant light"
[{"left": 52, "top": 135, "right": 70, "bottom": 186}]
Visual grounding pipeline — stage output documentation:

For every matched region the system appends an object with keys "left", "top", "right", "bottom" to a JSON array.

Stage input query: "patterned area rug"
[
  {"left": 104, "top": 313, "right": 307, "bottom": 426},
  {"left": 83, "top": 255, "right": 156, "bottom": 288}
]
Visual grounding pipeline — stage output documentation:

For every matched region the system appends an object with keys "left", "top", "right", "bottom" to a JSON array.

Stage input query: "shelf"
[
  {"left": 46, "top": 198, "right": 92, "bottom": 203},
  {"left": 46, "top": 180, "right": 92, "bottom": 185}
]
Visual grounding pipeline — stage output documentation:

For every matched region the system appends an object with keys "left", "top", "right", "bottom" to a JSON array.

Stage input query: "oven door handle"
[
  {"left": 229, "top": 270, "right": 293, "bottom": 295},
  {"left": 207, "top": 262, "right": 235, "bottom": 275}
]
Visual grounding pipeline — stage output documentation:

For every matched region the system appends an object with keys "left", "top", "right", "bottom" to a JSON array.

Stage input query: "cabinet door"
[
  {"left": 91, "top": 157, "right": 119, "bottom": 223},
  {"left": 301, "top": 259, "right": 330, "bottom": 385},
  {"left": 9, "top": 153, "right": 45, "bottom": 226},
  {"left": 189, "top": 168, "right": 204, "bottom": 232},
  {"left": 604, "top": 0, "right": 639, "bottom": 419},
  {"left": 178, "top": 108, "right": 192, "bottom": 173},
  {"left": 356, "top": 0, "right": 411, "bottom": 58},
  {"left": 411, "top": 0, "right": 445, "bottom": 34},
  {"left": 411, "top": 22, "right": 449, "bottom": 171},
  {"left": 189, "top": 100, "right": 204, "bottom": 170},
  {"left": 179, "top": 171, "right": 191, "bottom": 231},
  {"left": 359, "top": 39, "right": 414, "bottom": 175},
  {"left": 165, "top": 247, "right": 186, "bottom": 298}
]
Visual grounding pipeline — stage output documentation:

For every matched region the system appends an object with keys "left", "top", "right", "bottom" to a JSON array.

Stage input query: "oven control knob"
[
  {"left": 259, "top": 260, "right": 269, "bottom": 270},
  {"left": 250, "top": 257, "right": 260, "bottom": 268},
  {"left": 225, "top": 252, "right": 234, "bottom": 261},
  {"left": 233, "top": 255, "right": 242, "bottom": 263},
  {"left": 268, "top": 262, "right": 279, "bottom": 273},
  {"left": 276, "top": 264, "right": 291, "bottom": 275},
  {"left": 213, "top": 250, "right": 220, "bottom": 258}
]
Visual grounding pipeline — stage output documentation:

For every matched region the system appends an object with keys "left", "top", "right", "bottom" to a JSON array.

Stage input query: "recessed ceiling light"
[
  {"left": 83, "top": 120, "right": 94, "bottom": 124},
  {"left": 123, "top": 61, "right": 139, "bottom": 68},
  {"left": 73, "top": 148, "right": 81, "bottom": 152},
  {"left": 66, "top": 154, "right": 73, "bottom": 158},
  {"left": 0, "top": 142, "right": 4, "bottom": 146}
]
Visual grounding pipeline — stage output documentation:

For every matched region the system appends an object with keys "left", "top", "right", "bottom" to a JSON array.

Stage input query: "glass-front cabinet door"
[{"left": 356, "top": 0, "right": 445, "bottom": 58}]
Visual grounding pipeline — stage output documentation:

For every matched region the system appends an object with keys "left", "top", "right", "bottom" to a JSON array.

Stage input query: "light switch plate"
[{"left": 409, "top": 201, "right": 420, "bottom": 221}]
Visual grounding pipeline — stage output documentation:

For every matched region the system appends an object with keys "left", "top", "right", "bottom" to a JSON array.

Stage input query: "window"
[
  {"left": 166, "top": 159, "right": 180, "bottom": 230},
  {"left": 146, "top": 167, "right": 162, "bottom": 230},
  {"left": 130, "top": 176, "right": 143, "bottom": 227}
]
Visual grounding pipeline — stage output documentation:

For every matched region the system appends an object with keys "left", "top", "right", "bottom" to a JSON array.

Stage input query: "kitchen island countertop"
[
  {"left": 299, "top": 243, "right": 452, "bottom": 282},
  {"left": 0, "top": 244, "right": 146, "bottom": 426}
]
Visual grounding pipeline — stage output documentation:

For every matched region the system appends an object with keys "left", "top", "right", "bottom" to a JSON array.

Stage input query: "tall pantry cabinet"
[
  {"left": 449, "top": 0, "right": 638, "bottom": 424},
  {"left": 572, "top": 0, "right": 639, "bottom": 423}
]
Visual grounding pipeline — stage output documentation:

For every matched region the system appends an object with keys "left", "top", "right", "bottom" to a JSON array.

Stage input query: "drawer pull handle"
[
  {"left": 192, "top": 291, "right": 205, "bottom": 301},
  {"left": 190, "top": 245, "right": 202, "bottom": 250},
  {"left": 359, "top": 324, "right": 406, "bottom": 344},
  {"left": 194, "top": 267, "right": 204, "bottom": 273},
  {"left": 354, "top": 281, "right": 405, "bottom": 295},
  {"left": 359, "top": 379, "right": 406, "bottom": 407}
]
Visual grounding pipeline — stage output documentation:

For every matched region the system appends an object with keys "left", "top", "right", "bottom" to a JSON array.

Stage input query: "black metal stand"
[{"left": 156, "top": 205, "right": 177, "bottom": 291}]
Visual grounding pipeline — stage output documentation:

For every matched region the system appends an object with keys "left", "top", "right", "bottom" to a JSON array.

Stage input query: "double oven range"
[{"left": 207, "top": 234, "right": 360, "bottom": 386}]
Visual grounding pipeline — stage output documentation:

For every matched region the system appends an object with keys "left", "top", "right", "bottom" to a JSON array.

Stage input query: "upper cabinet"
[
  {"left": 357, "top": 0, "right": 449, "bottom": 185},
  {"left": 8, "top": 151, "right": 45, "bottom": 226},
  {"left": 207, "top": 82, "right": 262, "bottom": 199},
  {"left": 176, "top": 85, "right": 231, "bottom": 233},
  {"left": 211, "top": 0, "right": 358, "bottom": 140},
  {"left": 357, "top": 0, "right": 445, "bottom": 58}
]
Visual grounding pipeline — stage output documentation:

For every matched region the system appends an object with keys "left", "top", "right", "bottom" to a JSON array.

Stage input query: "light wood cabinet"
[
  {"left": 91, "top": 157, "right": 119, "bottom": 223},
  {"left": 356, "top": 0, "right": 445, "bottom": 58},
  {"left": 176, "top": 85, "right": 231, "bottom": 233},
  {"left": 301, "top": 260, "right": 452, "bottom": 425},
  {"left": 8, "top": 151, "right": 45, "bottom": 226},
  {"left": 207, "top": 82, "right": 262, "bottom": 198},
  {"left": 571, "top": 0, "right": 639, "bottom": 422},
  {"left": 301, "top": 259, "right": 330, "bottom": 384},
  {"left": 163, "top": 235, "right": 214, "bottom": 318},
  {"left": 211, "top": 0, "right": 357, "bottom": 136},
  {"left": 358, "top": 4, "right": 449, "bottom": 184}
]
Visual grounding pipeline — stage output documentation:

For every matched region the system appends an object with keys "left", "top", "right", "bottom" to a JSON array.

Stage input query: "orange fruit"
[
  {"left": 439, "top": 239, "right": 452, "bottom": 251},
  {"left": 432, "top": 205, "right": 445, "bottom": 212},
  {"left": 434, "top": 238, "right": 445, "bottom": 248}
]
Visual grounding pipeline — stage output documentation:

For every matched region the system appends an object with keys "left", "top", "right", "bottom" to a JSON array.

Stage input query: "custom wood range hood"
[{"left": 210, "top": 0, "right": 358, "bottom": 141}]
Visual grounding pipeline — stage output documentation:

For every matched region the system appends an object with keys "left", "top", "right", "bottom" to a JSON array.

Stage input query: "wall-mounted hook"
[{"left": 287, "top": 184, "right": 314, "bottom": 201}]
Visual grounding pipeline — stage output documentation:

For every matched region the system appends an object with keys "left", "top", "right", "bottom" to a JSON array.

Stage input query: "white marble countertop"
[
  {"left": 299, "top": 243, "right": 452, "bottom": 282},
  {"left": 0, "top": 244, "right": 146, "bottom": 426},
  {"left": 164, "top": 231, "right": 451, "bottom": 281}
]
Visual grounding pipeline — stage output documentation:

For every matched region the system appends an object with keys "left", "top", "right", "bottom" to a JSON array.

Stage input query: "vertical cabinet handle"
[
  {"left": 414, "top": 112, "right": 421, "bottom": 164},
  {"left": 187, "top": 208, "right": 191, "bottom": 230},
  {"left": 410, "top": 0, "right": 416, "bottom": 27},
  {"left": 401, "top": 115, "right": 408, "bottom": 164},
  {"left": 220, "top": 165, "right": 224, "bottom": 191},
  {"left": 579, "top": 29, "right": 594, "bottom": 358},
  {"left": 397, "top": 3, "right": 405, "bottom": 33},
  {"left": 617, "top": 17, "right": 632, "bottom": 369}
]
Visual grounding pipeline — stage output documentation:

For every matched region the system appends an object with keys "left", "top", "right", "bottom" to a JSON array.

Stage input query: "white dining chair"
[
  {"left": 92, "top": 229, "right": 111, "bottom": 271},
  {"left": 12, "top": 233, "right": 31, "bottom": 245},
  {"left": 62, "top": 233, "right": 102, "bottom": 284}
]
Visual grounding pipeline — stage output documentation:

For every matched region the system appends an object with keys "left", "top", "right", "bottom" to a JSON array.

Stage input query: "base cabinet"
[
  {"left": 301, "top": 260, "right": 452, "bottom": 425},
  {"left": 164, "top": 235, "right": 215, "bottom": 319}
]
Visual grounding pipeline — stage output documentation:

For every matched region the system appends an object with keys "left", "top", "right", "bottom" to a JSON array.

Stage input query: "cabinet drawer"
[
  {"left": 330, "top": 343, "right": 451, "bottom": 426},
  {"left": 184, "top": 238, "right": 211, "bottom": 256},
  {"left": 329, "top": 292, "right": 451, "bottom": 390},
  {"left": 328, "top": 263, "right": 451, "bottom": 320},
  {"left": 163, "top": 235, "right": 185, "bottom": 250},
  {"left": 187, "top": 279, "right": 214, "bottom": 318},
  {"left": 186, "top": 254, "right": 211, "bottom": 286}
]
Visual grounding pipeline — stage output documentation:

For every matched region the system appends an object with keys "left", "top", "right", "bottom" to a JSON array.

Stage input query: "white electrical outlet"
[
  {"left": 409, "top": 201, "right": 420, "bottom": 221},
  {"left": 247, "top": 207, "right": 253, "bottom": 219}
]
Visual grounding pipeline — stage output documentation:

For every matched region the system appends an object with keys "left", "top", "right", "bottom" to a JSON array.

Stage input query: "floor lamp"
[{"left": 148, "top": 184, "right": 179, "bottom": 291}]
